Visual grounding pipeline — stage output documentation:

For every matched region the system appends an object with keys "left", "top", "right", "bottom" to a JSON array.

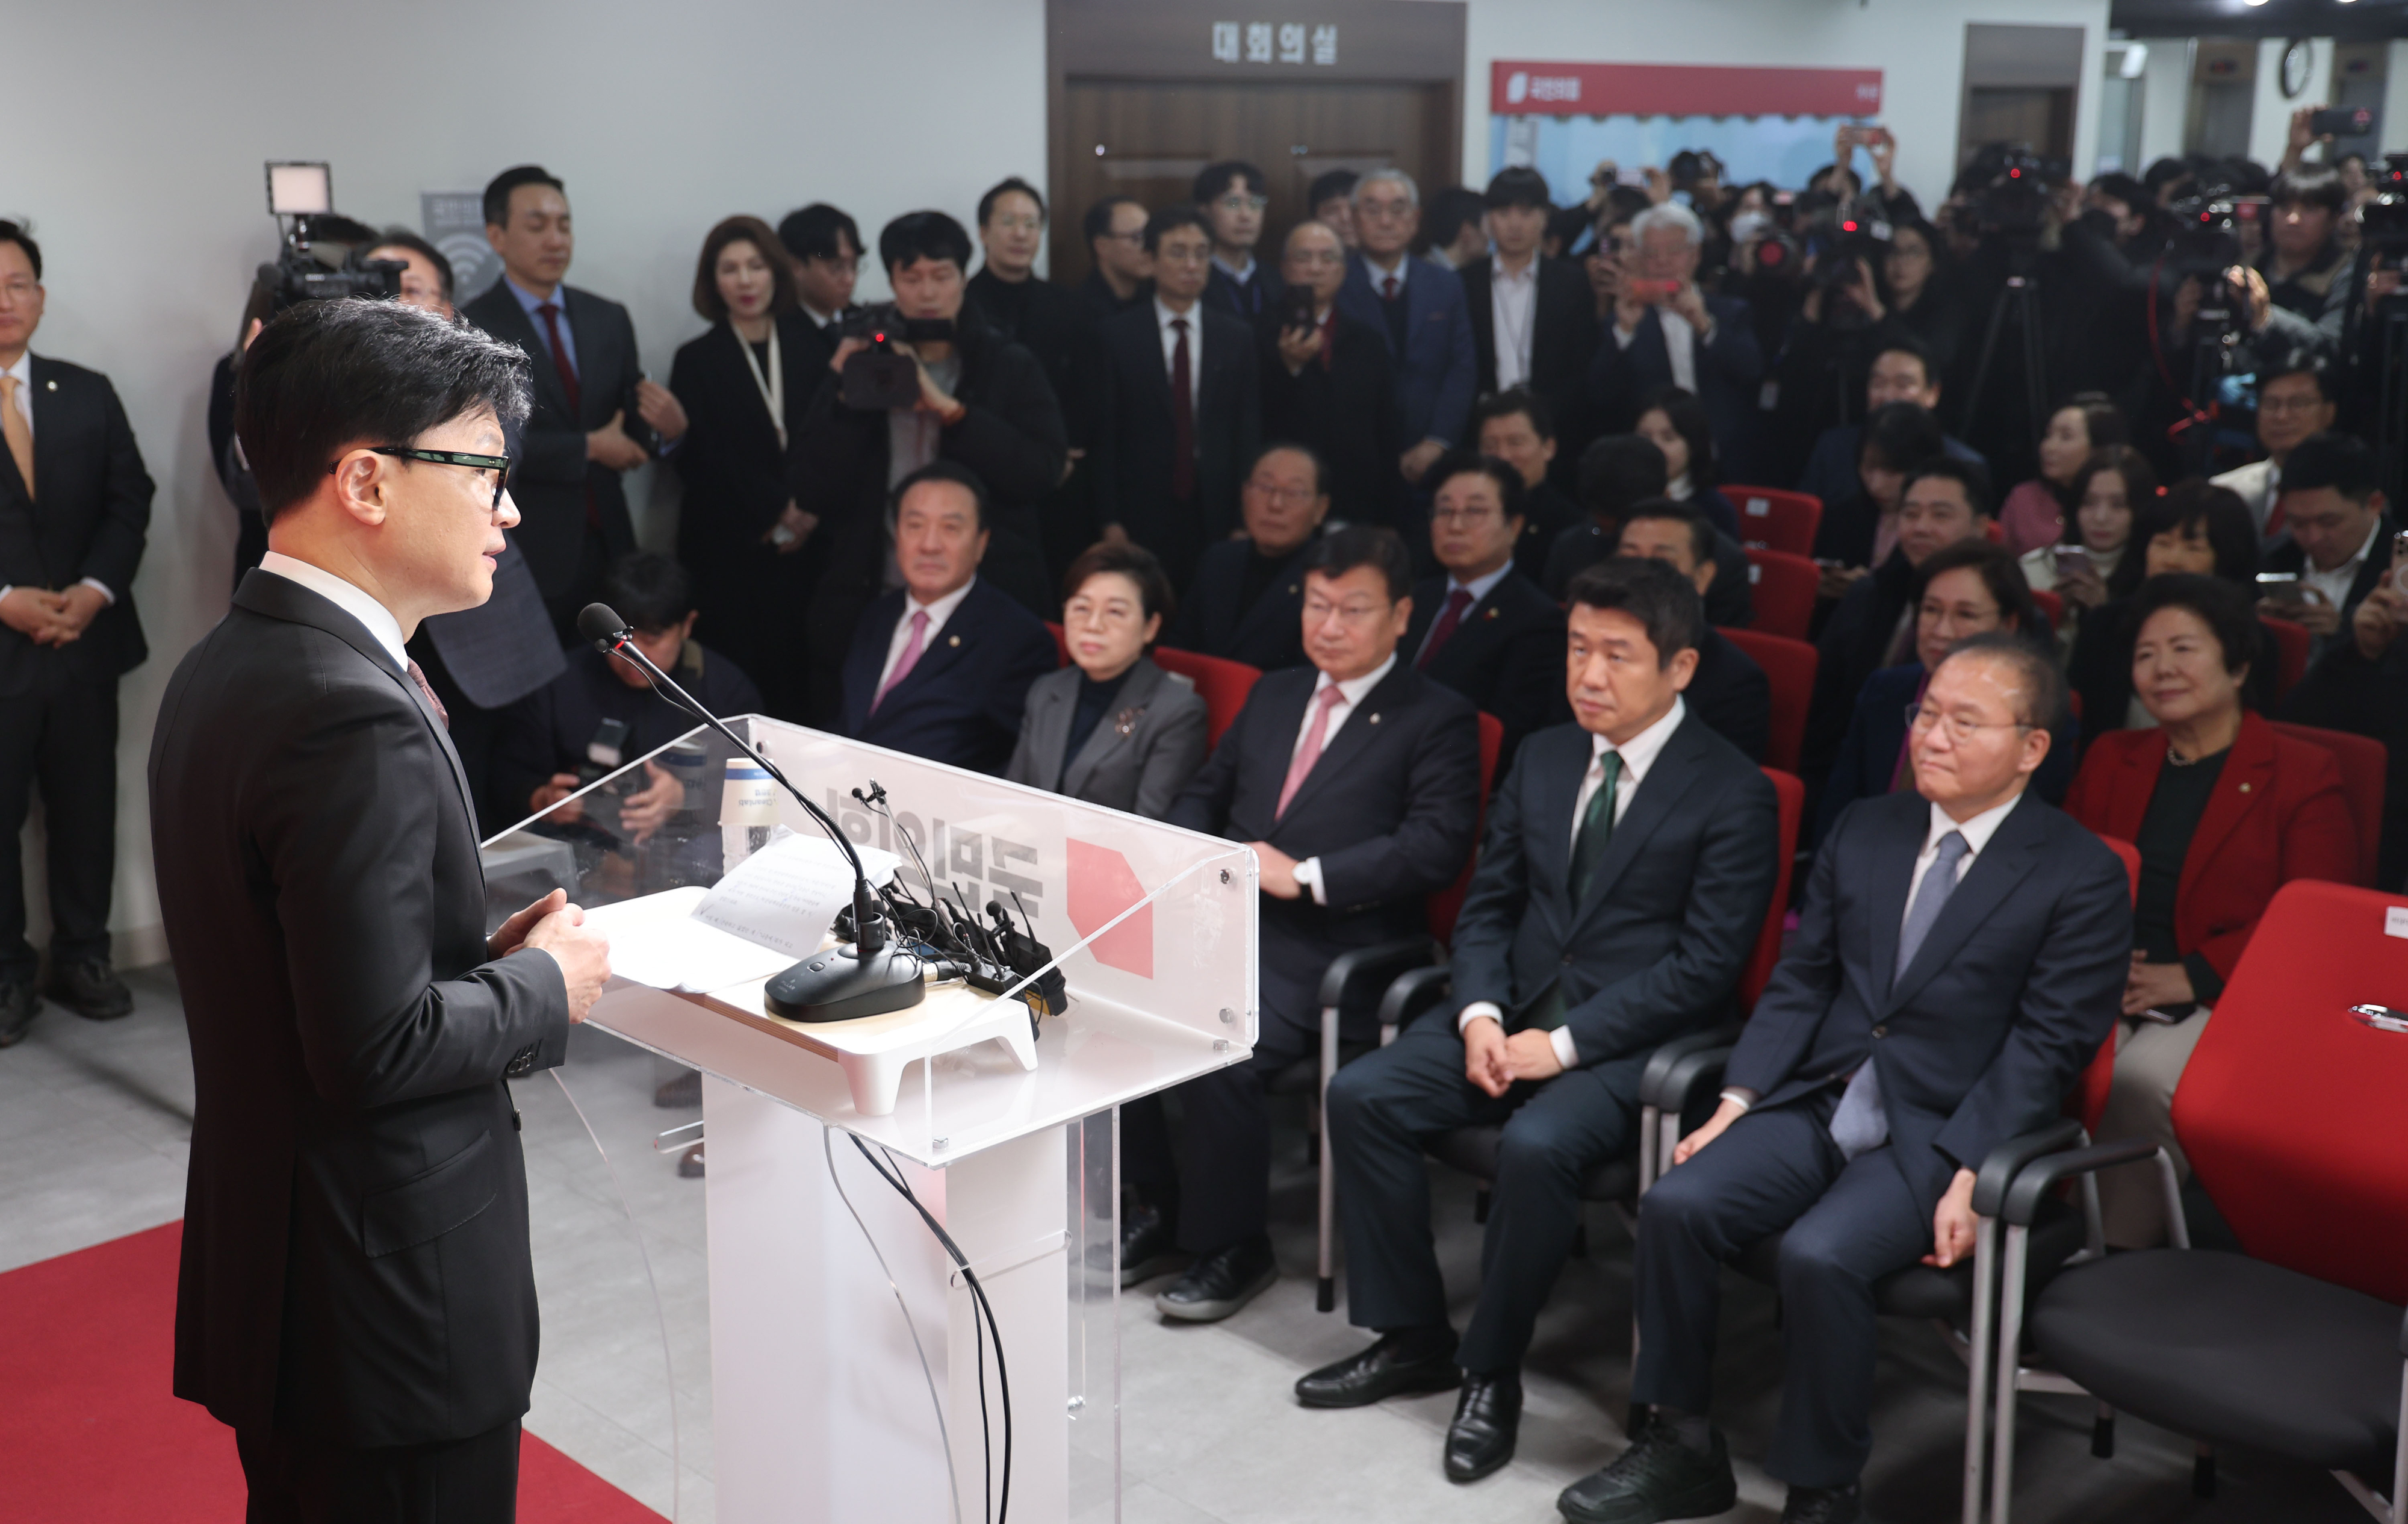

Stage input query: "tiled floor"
[{"left": 4, "top": 969, "right": 2365, "bottom": 1523}]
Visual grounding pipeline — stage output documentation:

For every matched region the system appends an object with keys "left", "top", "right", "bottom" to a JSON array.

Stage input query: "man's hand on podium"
[{"left": 496, "top": 888, "right": 612, "bottom": 1022}]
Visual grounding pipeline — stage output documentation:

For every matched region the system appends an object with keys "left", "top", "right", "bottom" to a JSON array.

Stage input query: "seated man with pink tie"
[
  {"left": 837, "top": 461, "right": 1058, "bottom": 774},
  {"left": 1134, "top": 526, "right": 1483, "bottom": 1323}
]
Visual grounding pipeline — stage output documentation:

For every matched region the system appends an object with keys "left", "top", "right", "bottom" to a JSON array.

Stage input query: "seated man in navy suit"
[
  {"left": 1162, "top": 442, "right": 1328, "bottom": 673},
  {"left": 1401, "top": 453, "right": 1565, "bottom": 773},
  {"left": 1560, "top": 633, "right": 2129, "bottom": 1524},
  {"left": 839, "top": 461, "right": 1058, "bottom": 773},
  {"left": 1588, "top": 202, "right": 1765, "bottom": 484},
  {"left": 1142, "top": 526, "right": 1483, "bottom": 1322},
  {"left": 1309, "top": 558, "right": 1779, "bottom": 1484},
  {"left": 1336, "top": 169, "right": 1478, "bottom": 490}
]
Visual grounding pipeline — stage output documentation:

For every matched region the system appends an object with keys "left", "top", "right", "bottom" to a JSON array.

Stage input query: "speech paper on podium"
[{"left": 693, "top": 831, "right": 901, "bottom": 957}]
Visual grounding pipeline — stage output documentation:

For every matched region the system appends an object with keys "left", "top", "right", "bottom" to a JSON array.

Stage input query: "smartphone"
[
  {"left": 2310, "top": 105, "right": 2374, "bottom": 139},
  {"left": 2138, "top": 1004, "right": 2198, "bottom": 1024},
  {"left": 2053, "top": 545, "right": 2094, "bottom": 579},
  {"left": 2392, "top": 529, "right": 2408, "bottom": 592},
  {"left": 1281, "top": 284, "right": 1318, "bottom": 332},
  {"left": 2256, "top": 571, "right": 2306, "bottom": 606}
]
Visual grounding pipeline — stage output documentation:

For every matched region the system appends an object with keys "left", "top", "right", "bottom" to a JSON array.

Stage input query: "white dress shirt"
[
  {"left": 1154, "top": 296, "right": 1204, "bottom": 403},
  {"left": 0, "top": 351, "right": 116, "bottom": 609},
  {"left": 1286, "top": 652, "right": 1398, "bottom": 907},
  {"left": 1362, "top": 251, "right": 1411, "bottom": 297},
  {"left": 1459, "top": 697, "right": 1689, "bottom": 1069},
  {"left": 256, "top": 551, "right": 410, "bottom": 671},
  {"left": 2300, "top": 517, "right": 2383, "bottom": 617},
  {"left": 876, "top": 577, "right": 976, "bottom": 695},
  {"left": 1413, "top": 563, "right": 1512, "bottom": 664},
  {"left": 1488, "top": 255, "right": 1539, "bottom": 393}
]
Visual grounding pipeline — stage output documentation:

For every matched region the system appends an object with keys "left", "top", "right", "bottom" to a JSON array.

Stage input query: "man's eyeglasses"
[
  {"left": 1905, "top": 704, "right": 2031, "bottom": 744},
  {"left": 1216, "top": 194, "right": 1270, "bottom": 214},
  {"left": 334, "top": 447, "right": 514, "bottom": 511}
]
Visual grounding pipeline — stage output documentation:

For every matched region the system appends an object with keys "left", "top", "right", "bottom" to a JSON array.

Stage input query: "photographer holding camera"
[{"left": 790, "top": 210, "right": 1063, "bottom": 724}]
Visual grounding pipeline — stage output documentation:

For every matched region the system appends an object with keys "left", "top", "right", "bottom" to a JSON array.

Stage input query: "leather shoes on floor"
[
  {"left": 1557, "top": 1425, "right": 1737, "bottom": 1524},
  {"left": 1780, "top": 1483, "right": 1862, "bottom": 1523},
  {"left": 47, "top": 957, "right": 132, "bottom": 1021},
  {"left": 1444, "top": 1369, "right": 1522, "bottom": 1482},
  {"left": 678, "top": 1142, "right": 706, "bottom": 1179},
  {"left": 1294, "top": 1330, "right": 1460, "bottom": 1408},
  {"left": 1155, "top": 1234, "right": 1276, "bottom": 1322},
  {"left": 1119, "top": 1203, "right": 1185, "bottom": 1288},
  {"left": 0, "top": 980, "right": 36, "bottom": 1048},
  {"left": 654, "top": 1071, "right": 703, "bottom": 1109}
]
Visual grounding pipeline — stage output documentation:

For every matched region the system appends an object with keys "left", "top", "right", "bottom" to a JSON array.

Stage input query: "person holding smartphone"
[
  {"left": 1259, "top": 220, "right": 1402, "bottom": 533},
  {"left": 2020, "top": 446, "right": 2156, "bottom": 649}
]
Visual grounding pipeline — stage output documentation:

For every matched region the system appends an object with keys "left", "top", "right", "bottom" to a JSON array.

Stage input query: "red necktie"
[
  {"left": 1276, "top": 684, "right": 1348, "bottom": 819},
  {"left": 1381, "top": 275, "right": 1399, "bottom": 302},
  {"left": 1318, "top": 309, "right": 1337, "bottom": 372},
  {"left": 537, "top": 300, "right": 601, "bottom": 529},
  {"left": 1417, "top": 587, "right": 1476, "bottom": 668},
  {"left": 406, "top": 660, "right": 450, "bottom": 730},
  {"left": 1168, "top": 317, "right": 1196, "bottom": 502}
]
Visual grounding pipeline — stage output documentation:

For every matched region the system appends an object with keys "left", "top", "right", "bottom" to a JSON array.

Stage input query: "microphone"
[{"left": 577, "top": 603, "right": 925, "bottom": 1024}]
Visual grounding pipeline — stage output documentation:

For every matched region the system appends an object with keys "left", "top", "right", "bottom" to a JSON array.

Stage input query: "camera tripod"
[{"left": 1959, "top": 267, "right": 2048, "bottom": 454}]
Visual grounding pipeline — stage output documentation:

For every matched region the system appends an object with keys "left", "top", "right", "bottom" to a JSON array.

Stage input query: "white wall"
[
  {"left": 17, "top": 0, "right": 1047, "bottom": 963},
  {"left": 22, "top": 0, "right": 2106, "bottom": 962},
  {"left": 1460, "top": 0, "right": 2114, "bottom": 210},
  {"left": 2135, "top": 37, "right": 2195, "bottom": 172},
  {"left": 2248, "top": 36, "right": 2338, "bottom": 171}
]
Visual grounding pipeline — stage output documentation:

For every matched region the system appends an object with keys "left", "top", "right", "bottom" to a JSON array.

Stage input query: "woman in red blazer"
[{"left": 2062, "top": 573, "right": 2356, "bottom": 1244}]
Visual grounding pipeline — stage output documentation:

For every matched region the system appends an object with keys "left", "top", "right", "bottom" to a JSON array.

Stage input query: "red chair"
[
  {"left": 2260, "top": 615, "right": 2309, "bottom": 701},
  {"left": 1425, "top": 713, "right": 1506, "bottom": 945},
  {"left": 1983, "top": 518, "right": 2006, "bottom": 545},
  {"left": 2076, "top": 835, "right": 2145, "bottom": 1131},
  {"left": 1150, "top": 645, "right": 1261, "bottom": 748},
  {"left": 1718, "top": 627, "right": 1816, "bottom": 773},
  {"left": 1745, "top": 547, "right": 1820, "bottom": 641},
  {"left": 1992, "top": 880, "right": 2408, "bottom": 1522},
  {"left": 1725, "top": 485, "right": 1822, "bottom": 557},
  {"left": 1044, "top": 621, "right": 1069, "bottom": 666},
  {"left": 1733, "top": 768, "right": 1805, "bottom": 1015},
  {"left": 2029, "top": 587, "right": 2064, "bottom": 631},
  {"left": 2270, "top": 720, "right": 2389, "bottom": 888}
]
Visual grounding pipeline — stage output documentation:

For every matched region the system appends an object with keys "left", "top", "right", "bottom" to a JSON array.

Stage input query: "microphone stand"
[{"left": 579, "top": 604, "right": 926, "bottom": 1022}]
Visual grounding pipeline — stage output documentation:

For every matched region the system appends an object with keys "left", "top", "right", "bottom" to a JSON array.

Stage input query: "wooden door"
[{"left": 1053, "top": 79, "right": 1456, "bottom": 285}]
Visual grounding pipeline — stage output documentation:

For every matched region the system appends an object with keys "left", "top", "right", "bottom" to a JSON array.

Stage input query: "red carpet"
[{"left": 0, "top": 1221, "right": 666, "bottom": 1523}]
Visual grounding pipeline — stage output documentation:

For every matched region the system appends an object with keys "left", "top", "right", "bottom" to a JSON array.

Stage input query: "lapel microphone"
[{"left": 576, "top": 603, "right": 926, "bottom": 1022}]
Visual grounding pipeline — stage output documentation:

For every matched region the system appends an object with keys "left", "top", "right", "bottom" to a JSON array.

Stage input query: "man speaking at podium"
[{"left": 150, "top": 298, "right": 610, "bottom": 1523}]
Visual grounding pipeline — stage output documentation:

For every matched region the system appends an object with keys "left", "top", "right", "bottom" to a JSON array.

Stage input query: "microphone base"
[{"left": 764, "top": 944, "right": 929, "bottom": 1024}]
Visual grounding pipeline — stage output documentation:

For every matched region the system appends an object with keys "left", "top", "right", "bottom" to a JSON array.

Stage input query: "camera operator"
[
  {"left": 0, "top": 220, "right": 154, "bottom": 1043},
  {"left": 792, "top": 210, "right": 1064, "bottom": 723},
  {"left": 2084, "top": 173, "right": 2176, "bottom": 267},
  {"left": 462, "top": 166, "right": 686, "bottom": 635},
  {"left": 1763, "top": 219, "right": 1914, "bottom": 484}
]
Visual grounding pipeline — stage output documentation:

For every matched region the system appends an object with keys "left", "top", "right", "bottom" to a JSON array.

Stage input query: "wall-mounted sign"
[
  {"left": 421, "top": 191, "right": 500, "bottom": 303},
  {"left": 1209, "top": 21, "right": 1338, "bottom": 66},
  {"left": 1489, "top": 60, "right": 1882, "bottom": 118}
]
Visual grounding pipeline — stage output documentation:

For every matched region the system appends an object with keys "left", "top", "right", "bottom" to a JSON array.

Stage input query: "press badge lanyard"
[{"left": 737, "top": 323, "right": 785, "bottom": 448}]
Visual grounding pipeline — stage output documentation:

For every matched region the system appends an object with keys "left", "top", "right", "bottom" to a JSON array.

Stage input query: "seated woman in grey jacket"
[{"left": 1005, "top": 542, "right": 1209, "bottom": 818}]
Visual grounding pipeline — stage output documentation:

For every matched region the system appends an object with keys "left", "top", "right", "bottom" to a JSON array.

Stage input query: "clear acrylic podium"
[{"left": 482, "top": 716, "right": 1259, "bottom": 1523}]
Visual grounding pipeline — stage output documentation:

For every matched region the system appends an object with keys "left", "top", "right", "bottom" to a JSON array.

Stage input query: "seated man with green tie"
[{"left": 1306, "top": 557, "right": 1780, "bottom": 1485}]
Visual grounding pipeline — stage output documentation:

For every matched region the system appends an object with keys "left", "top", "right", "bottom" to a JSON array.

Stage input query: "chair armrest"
[
  {"left": 1376, "top": 965, "right": 1453, "bottom": 1033},
  {"left": 1969, "top": 1118, "right": 2087, "bottom": 1218},
  {"left": 1642, "top": 1043, "right": 1736, "bottom": 1115},
  {"left": 2398, "top": 1306, "right": 2407, "bottom": 1358},
  {"left": 1640, "top": 1025, "right": 1741, "bottom": 1107},
  {"left": 1317, "top": 938, "right": 1438, "bottom": 1011},
  {"left": 1999, "top": 1138, "right": 2164, "bottom": 1227}
]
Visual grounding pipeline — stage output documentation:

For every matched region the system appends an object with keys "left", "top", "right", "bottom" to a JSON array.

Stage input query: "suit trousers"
[
  {"left": 1157, "top": 1004, "right": 1317, "bottom": 1255},
  {"left": 1326, "top": 1018, "right": 1645, "bottom": 1373},
  {"left": 0, "top": 676, "right": 119, "bottom": 976},
  {"left": 1631, "top": 1095, "right": 1931, "bottom": 1489},
  {"left": 235, "top": 1419, "right": 521, "bottom": 1524}
]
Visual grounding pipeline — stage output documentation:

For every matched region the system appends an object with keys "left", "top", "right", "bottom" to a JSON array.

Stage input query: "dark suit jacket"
[
  {"left": 1404, "top": 570, "right": 1564, "bottom": 771},
  {"left": 1726, "top": 789, "right": 2130, "bottom": 1216},
  {"left": 0, "top": 355, "right": 152, "bottom": 695},
  {"left": 839, "top": 579, "right": 1060, "bottom": 774},
  {"left": 1587, "top": 294, "right": 1766, "bottom": 481},
  {"left": 1336, "top": 255, "right": 1479, "bottom": 449},
  {"left": 1514, "top": 481, "right": 1583, "bottom": 585},
  {"left": 491, "top": 639, "right": 763, "bottom": 827},
  {"left": 1167, "top": 660, "right": 1482, "bottom": 1037},
  {"left": 460, "top": 281, "right": 651, "bottom": 601},
  {"left": 1451, "top": 715, "right": 1778, "bottom": 1065},
  {"left": 969, "top": 268, "right": 1105, "bottom": 450},
  {"left": 150, "top": 570, "right": 570, "bottom": 1445},
  {"left": 1162, "top": 534, "right": 1315, "bottom": 673},
  {"left": 1256, "top": 310, "right": 1405, "bottom": 532},
  {"left": 1686, "top": 627, "right": 1771, "bottom": 765},
  {"left": 1205, "top": 259, "right": 1286, "bottom": 323},
  {"left": 2063, "top": 712, "right": 2355, "bottom": 981},
  {"left": 1539, "top": 520, "right": 1755, "bottom": 628},
  {"left": 1004, "top": 657, "right": 1209, "bottom": 818},
  {"left": 1816, "top": 661, "right": 2081, "bottom": 845},
  {"left": 1459, "top": 256, "right": 1598, "bottom": 428},
  {"left": 1093, "top": 302, "right": 1261, "bottom": 589}
]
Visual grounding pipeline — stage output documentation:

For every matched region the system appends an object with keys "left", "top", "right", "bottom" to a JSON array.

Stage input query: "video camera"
[
  {"left": 2164, "top": 184, "right": 2263, "bottom": 283},
  {"left": 1968, "top": 148, "right": 2067, "bottom": 244},
  {"left": 837, "top": 302, "right": 955, "bottom": 411},
  {"left": 2365, "top": 153, "right": 2408, "bottom": 260},
  {"left": 256, "top": 161, "right": 402, "bottom": 316}
]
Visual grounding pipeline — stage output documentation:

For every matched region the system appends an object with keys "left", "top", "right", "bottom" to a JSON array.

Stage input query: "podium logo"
[
  {"left": 824, "top": 789, "right": 1042, "bottom": 908},
  {"left": 1065, "top": 839, "right": 1152, "bottom": 978}
]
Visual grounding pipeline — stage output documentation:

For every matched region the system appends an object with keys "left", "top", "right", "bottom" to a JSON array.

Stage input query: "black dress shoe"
[
  {"left": 1119, "top": 1203, "right": 1185, "bottom": 1288},
  {"left": 1780, "top": 1483, "right": 1861, "bottom": 1524},
  {"left": 0, "top": 980, "right": 36, "bottom": 1048},
  {"left": 1444, "top": 1370, "right": 1522, "bottom": 1482},
  {"left": 1294, "top": 1330, "right": 1461, "bottom": 1408},
  {"left": 1557, "top": 1425, "right": 1737, "bottom": 1524},
  {"left": 1155, "top": 1234, "right": 1276, "bottom": 1322},
  {"left": 47, "top": 957, "right": 132, "bottom": 1021}
]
